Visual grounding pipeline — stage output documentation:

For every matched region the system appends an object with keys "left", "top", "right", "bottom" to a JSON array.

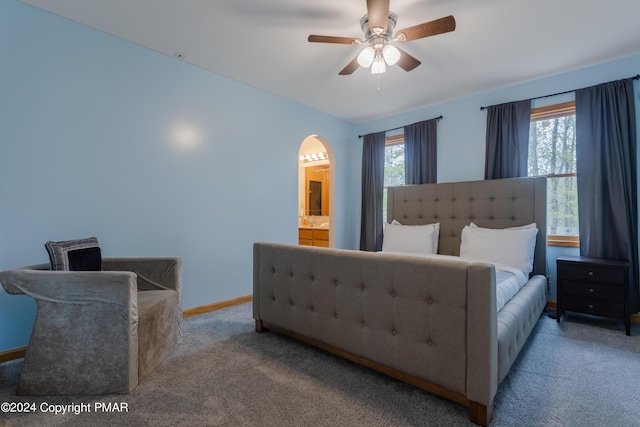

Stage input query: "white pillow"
[
  {"left": 460, "top": 224, "right": 538, "bottom": 274},
  {"left": 391, "top": 220, "right": 440, "bottom": 253},
  {"left": 470, "top": 222, "right": 538, "bottom": 272},
  {"left": 382, "top": 221, "right": 439, "bottom": 254}
]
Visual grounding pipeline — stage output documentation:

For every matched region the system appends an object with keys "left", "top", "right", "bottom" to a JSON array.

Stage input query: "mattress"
[{"left": 379, "top": 252, "right": 527, "bottom": 312}]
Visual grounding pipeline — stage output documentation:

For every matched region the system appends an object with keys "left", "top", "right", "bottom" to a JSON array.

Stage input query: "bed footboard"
[{"left": 253, "top": 242, "right": 498, "bottom": 426}]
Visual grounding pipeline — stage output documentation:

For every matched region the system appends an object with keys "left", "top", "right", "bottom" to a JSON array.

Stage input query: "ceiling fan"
[{"left": 308, "top": 0, "right": 455, "bottom": 75}]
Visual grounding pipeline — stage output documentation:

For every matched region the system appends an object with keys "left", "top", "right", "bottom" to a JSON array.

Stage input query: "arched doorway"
[{"left": 298, "top": 136, "right": 335, "bottom": 247}]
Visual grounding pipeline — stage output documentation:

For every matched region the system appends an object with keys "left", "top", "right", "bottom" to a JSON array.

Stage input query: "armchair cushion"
[
  {"left": 137, "top": 290, "right": 180, "bottom": 379},
  {"left": 45, "top": 237, "right": 102, "bottom": 271}
]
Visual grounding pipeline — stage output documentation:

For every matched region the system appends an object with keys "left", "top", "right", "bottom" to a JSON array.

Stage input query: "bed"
[{"left": 253, "top": 177, "right": 547, "bottom": 426}]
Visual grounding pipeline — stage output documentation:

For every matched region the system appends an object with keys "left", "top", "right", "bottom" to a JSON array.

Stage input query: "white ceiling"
[{"left": 21, "top": 0, "right": 640, "bottom": 123}]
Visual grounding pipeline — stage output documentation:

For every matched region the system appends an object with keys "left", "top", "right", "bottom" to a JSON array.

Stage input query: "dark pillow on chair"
[{"left": 45, "top": 237, "right": 102, "bottom": 271}]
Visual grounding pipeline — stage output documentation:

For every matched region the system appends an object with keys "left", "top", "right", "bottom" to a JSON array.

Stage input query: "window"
[
  {"left": 528, "top": 101, "right": 579, "bottom": 247},
  {"left": 383, "top": 134, "right": 404, "bottom": 222}
]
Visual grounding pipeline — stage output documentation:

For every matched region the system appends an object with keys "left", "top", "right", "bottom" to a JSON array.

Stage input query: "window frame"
[
  {"left": 529, "top": 101, "right": 579, "bottom": 248},
  {"left": 385, "top": 134, "right": 404, "bottom": 146},
  {"left": 382, "top": 134, "right": 405, "bottom": 223}
]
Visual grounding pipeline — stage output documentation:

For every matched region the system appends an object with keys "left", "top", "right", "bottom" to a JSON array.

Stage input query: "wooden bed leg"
[
  {"left": 468, "top": 401, "right": 492, "bottom": 427},
  {"left": 255, "top": 320, "right": 268, "bottom": 333}
]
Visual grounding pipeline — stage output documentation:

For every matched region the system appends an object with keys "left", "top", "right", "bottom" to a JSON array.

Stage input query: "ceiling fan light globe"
[
  {"left": 371, "top": 56, "right": 386, "bottom": 74},
  {"left": 357, "top": 47, "right": 375, "bottom": 68},
  {"left": 383, "top": 44, "right": 401, "bottom": 66}
]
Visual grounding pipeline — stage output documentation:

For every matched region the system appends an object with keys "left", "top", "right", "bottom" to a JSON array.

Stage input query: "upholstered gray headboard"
[{"left": 387, "top": 177, "right": 547, "bottom": 276}]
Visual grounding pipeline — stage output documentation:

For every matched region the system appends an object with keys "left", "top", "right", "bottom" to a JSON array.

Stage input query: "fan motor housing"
[{"left": 360, "top": 12, "right": 397, "bottom": 41}]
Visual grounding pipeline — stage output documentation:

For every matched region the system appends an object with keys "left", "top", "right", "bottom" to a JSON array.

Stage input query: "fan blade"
[
  {"left": 395, "top": 15, "right": 456, "bottom": 42},
  {"left": 395, "top": 47, "right": 421, "bottom": 72},
  {"left": 308, "top": 35, "right": 361, "bottom": 44},
  {"left": 367, "top": 0, "right": 390, "bottom": 34},
  {"left": 339, "top": 56, "right": 360, "bottom": 75}
]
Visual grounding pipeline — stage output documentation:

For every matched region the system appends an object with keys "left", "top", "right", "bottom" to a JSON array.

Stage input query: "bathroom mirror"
[
  {"left": 305, "top": 165, "right": 329, "bottom": 216},
  {"left": 308, "top": 180, "right": 322, "bottom": 215}
]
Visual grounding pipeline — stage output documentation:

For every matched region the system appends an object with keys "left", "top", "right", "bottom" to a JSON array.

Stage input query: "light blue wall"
[{"left": 0, "top": 0, "right": 359, "bottom": 351}]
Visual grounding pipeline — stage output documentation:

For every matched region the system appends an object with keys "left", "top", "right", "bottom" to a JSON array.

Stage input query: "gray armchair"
[{"left": 0, "top": 257, "right": 182, "bottom": 395}]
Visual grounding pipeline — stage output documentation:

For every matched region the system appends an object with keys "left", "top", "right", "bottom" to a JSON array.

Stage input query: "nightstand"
[{"left": 556, "top": 256, "right": 630, "bottom": 336}]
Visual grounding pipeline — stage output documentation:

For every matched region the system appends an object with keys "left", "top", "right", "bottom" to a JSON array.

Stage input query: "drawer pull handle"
[
  {"left": 588, "top": 271, "right": 594, "bottom": 276},
  {"left": 588, "top": 288, "right": 594, "bottom": 293},
  {"left": 588, "top": 304, "right": 594, "bottom": 309}
]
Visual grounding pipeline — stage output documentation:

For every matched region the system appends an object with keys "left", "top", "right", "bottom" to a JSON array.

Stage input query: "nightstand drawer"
[
  {"left": 563, "top": 280, "right": 625, "bottom": 301},
  {"left": 560, "top": 264, "right": 625, "bottom": 284},
  {"left": 563, "top": 296, "right": 624, "bottom": 319}
]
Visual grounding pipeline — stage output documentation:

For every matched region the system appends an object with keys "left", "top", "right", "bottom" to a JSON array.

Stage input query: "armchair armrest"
[
  {"left": 0, "top": 269, "right": 136, "bottom": 305},
  {"left": 102, "top": 257, "right": 182, "bottom": 293}
]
